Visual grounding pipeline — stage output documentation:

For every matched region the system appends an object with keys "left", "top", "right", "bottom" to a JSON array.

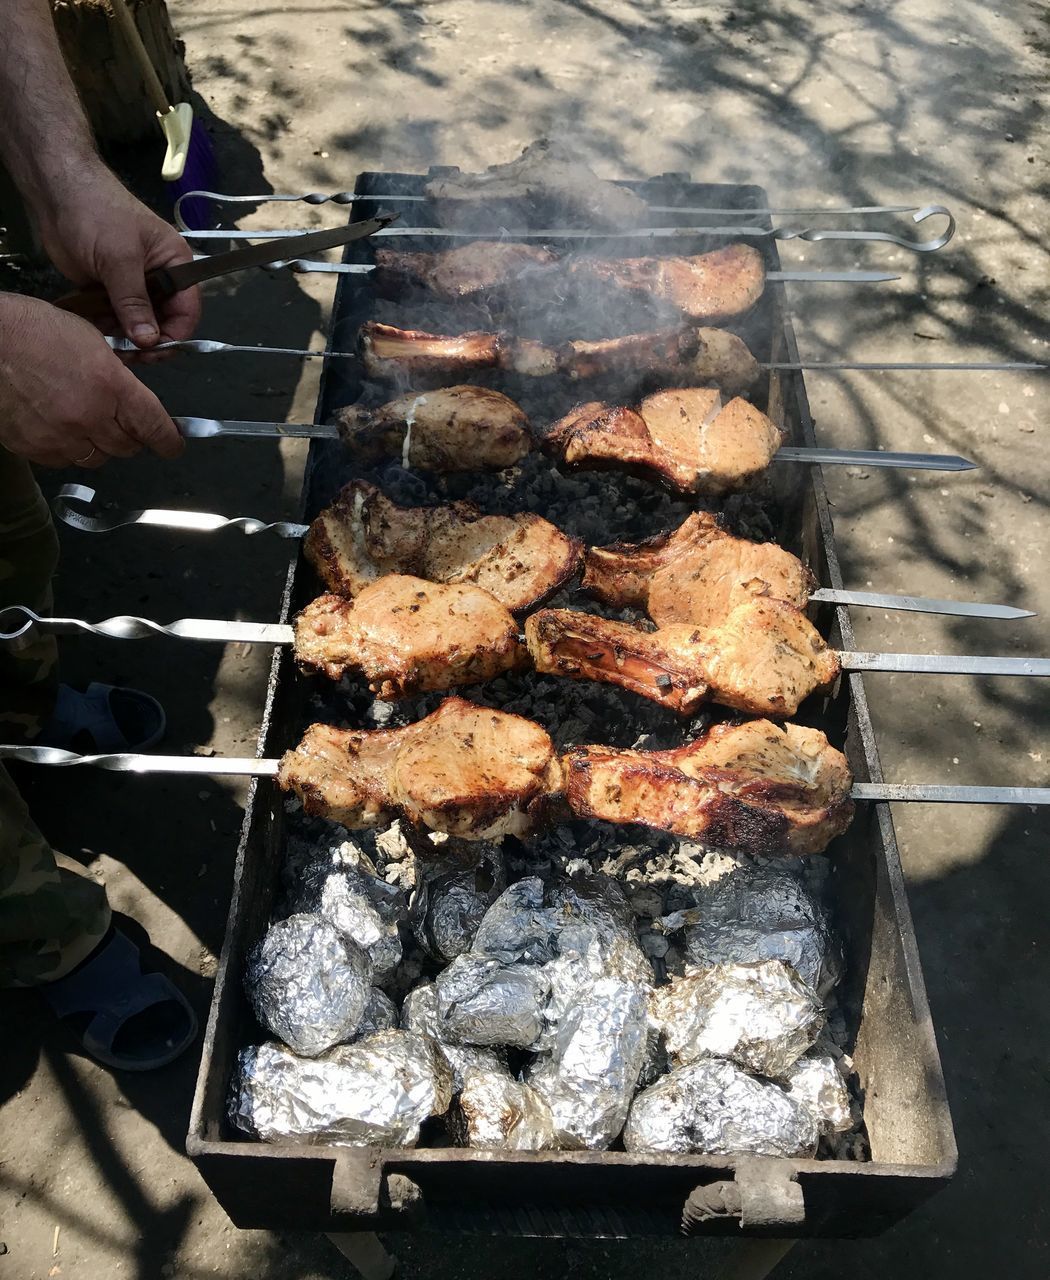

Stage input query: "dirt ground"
[{"left": 1, "top": 0, "right": 1048, "bottom": 1276}]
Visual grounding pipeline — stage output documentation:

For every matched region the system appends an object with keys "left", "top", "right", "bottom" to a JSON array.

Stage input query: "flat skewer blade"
[
  {"left": 175, "top": 417, "right": 340, "bottom": 440},
  {"left": 768, "top": 270, "right": 900, "bottom": 283},
  {"left": 776, "top": 447, "right": 976, "bottom": 471},
  {"left": 810, "top": 588, "right": 1035, "bottom": 619},
  {"left": 0, "top": 745, "right": 280, "bottom": 776},
  {"left": 852, "top": 783, "right": 1050, "bottom": 805},
  {"left": 841, "top": 652, "right": 1050, "bottom": 676}
]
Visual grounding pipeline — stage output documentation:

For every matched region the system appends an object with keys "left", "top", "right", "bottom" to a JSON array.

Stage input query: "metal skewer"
[
  {"left": 107, "top": 335, "right": 1048, "bottom": 373},
  {"left": 1, "top": 742, "right": 1046, "bottom": 807},
  {"left": 160, "top": 421, "right": 973, "bottom": 471},
  {"left": 174, "top": 205, "right": 954, "bottom": 252},
  {"left": 181, "top": 253, "right": 900, "bottom": 284},
  {"left": 174, "top": 189, "right": 927, "bottom": 226}
]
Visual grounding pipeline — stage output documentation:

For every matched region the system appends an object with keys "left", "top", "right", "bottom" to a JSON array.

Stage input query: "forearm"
[{"left": 0, "top": 0, "right": 102, "bottom": 219}]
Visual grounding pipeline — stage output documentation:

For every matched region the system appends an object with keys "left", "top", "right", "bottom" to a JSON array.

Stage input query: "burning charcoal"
[
  {"left": 529, "top": 976, "right": 649, "bottom": 1150},
  {"left": 418, "top": 846, "right": 506, "bottom": 962},
  {"left": 452, "top": 1069, "right": 558, "bottom": 1151},
  {"left": 471, "top": 877, "right": 560, "bottom": 965},
  {"left": 784, "top": 1053, "right": 852, "bottom": 1136},
  {"left": 351, "top": 987, "right": 400, "bottom": 1042},
  {"left": 659, "top": 852, "right": 838, "bottom": 994},
  {"left": 624, "top": 1058, "right": 819, "bottom": 1157},
  {"left": 435, "top": 953, "right": 551, "bottom": 1049},
  {"left": 230, "top": 1031, "right": 452, "bottom": 1147},
  {"left": 401, "top": 982, "right": 509, "bottom": 1090},
  {"left": 245, "top": 914, "right": 373, "bottom": 1057},
  {"left": 650, "top": 960, "right": 823, "bottom": 1080}
]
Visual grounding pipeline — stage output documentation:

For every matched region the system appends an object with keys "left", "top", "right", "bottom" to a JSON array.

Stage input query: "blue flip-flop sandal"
[
  {"left": 39, "top": 682, "right": 166, "bottom": 753},
  {"left": 41, "top": 929, "right": 198, "bottom": 1071}
]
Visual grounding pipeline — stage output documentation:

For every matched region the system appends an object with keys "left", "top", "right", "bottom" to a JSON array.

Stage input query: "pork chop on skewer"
[
  {"left": 332, "top": 386, "right": 532, "bottom": 472},
  {"left": 293, "top": 578, "right": 527, "bottom": 696},
  {"left": 373, "top": 241, "right": 558, "bottom": 299},
  {"left": 562, "top": 718, "right": 854, "bottom": 856},
  {"left": 358, "top": 322, "right": 760, "bottom": 396},
  {"left": 303, "top": 480, "right": 582, "bottom": 614},
  {"left": 545, "top": 388, "right": 784, "bottom": 497},
  {"left": 372, "top": 242, "right": 765, "bottom": 324},
  {"left": 584, "top": 511, "right": 816, "bottom": 628},
  {"left": 526, "top": 598, "right": 841, "bottom": 717},
  {"left": 277, "top": 697, "right": 563, "bottom": 839}
]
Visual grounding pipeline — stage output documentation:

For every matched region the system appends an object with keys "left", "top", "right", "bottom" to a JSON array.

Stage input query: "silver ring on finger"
[{"left": 73, "top": 445, "right": 99, "bottom": 465}]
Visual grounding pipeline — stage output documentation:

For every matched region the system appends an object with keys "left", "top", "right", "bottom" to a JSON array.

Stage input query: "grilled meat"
[
  {"left": 303, "top": 480, "right": 582, "bottom": 614},
  {"left": 562, "top": 719, "right": 854, "bottom": 856},
  {"left": 371, "top": 239, "right": 765, "bottom": 326},
  {"left": 293, "top": 579, "right": 527, "bottom": 696},
  {"left": 525, "top": 597, "right": 841, "bottom": 717},
  {"left": 560, "top": 326, "right": 699, "bottom": 381},
  {"left": 567, "top": 244, "right": 766, "bottom": 324},
  {"left": 358, "top": 322, "right": 759, "bottom": 394},
  {"left": 423, "top": 139, "right": 649, "bottom": 231},
  {"left": 332, "top": 386, "right": 532, "bottom": 472},
  {"left": 277, "top": 697, "right": 563, "bottom": 839},
  {"left": 361, "top": 323, "right": 502, "bottom": 380},
  {"left": 546, "top": 389, "right": 784, "bottom": 496},
  {"left": 373, "top": 241, "right": 557, "bottom": 300},
  {"left": 584, "top": 511, "right": 816, "bottom": 628}
]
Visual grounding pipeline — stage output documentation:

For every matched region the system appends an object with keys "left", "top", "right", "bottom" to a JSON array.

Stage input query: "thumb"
[
  {"left": 98, "top": 253, "right": 161, "bottom": 348},
  {"left": 113, "top": 366, "right": 185, "bottom": 460}
]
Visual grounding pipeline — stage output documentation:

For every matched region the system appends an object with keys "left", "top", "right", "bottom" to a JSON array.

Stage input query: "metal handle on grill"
[{"left": 52, "top": 485, "right": 307, "bottom": 538}]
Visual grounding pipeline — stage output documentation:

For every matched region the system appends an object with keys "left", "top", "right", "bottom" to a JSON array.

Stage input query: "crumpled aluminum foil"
[
  {"left": 471, "top": 877, "right": 560, "bottom": 965},
  {"left": 529, "top": 976, "right": 648, "bottom": 1149},
  {"left": 418, "top": 846, "right": 506, "bottom": 962},
  {"left": 454, "top": 1069, "right": 558, "bottom": 1151},
  {"left": 435, "top": 953, "right": 551, "bottom": 1048},
  {"left": 230, "top": 1030, "right": 453, "bottom": 1146},
  {"left": 784, "top": 1053, "right": 852, "bottom": 1135},
  {"left": 352, "top": 987, "right": 399, "bottom": 1041},
  {"left": 401, "top": 982, "right": 509, "bottom": 1090},
  {"left": 293, "top": 847, "right": 405, "bottom": 981},
  {"left": 245, "top": 913, "right": 373, "bottom": 1057},
  {"left": 658, "top": 854, "right": 838, "bottom": 995},
  {"left": 650, "top": 959, "right": 823, "bottom": 1080},
  {"left": 549, "top": 869, "right": 654, "bottom": 988},
  {"left": 624, "top": 1058, "right": 819, "bottom": 1157}
]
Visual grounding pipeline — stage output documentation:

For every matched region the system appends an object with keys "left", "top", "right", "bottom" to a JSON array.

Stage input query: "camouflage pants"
[{"left": 0, "top": 448, "right": 110, "bottom": 986}]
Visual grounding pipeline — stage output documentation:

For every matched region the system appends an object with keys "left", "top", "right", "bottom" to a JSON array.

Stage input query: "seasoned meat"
[
  {"left": 277, "top": 698, "right": 563, "bottom": 839},
  {"left": 293, "top": 579, "right": 527, "bottom": 696},
  {"left": 558, "top": 326, "right": 699, "bottom": 381},
  {"left": 562, "top": 719, "right": 854, "bottom": 856},
  {"left": 525, "top": 597, "right": 841, "bottom": 717},
  {"left": 687, "top": 328, "right": 761, "bottom": 397},
  {"left": 585, "top": 511, "right": 815, "bottom": 628},
  {"left": 568, "top": 244, "right": 766, "bottom": 324},
  {"left": 373, "top": 241, "right": 557, "bottom": 300},
  {"left": 303, "top": 480, "right": 581, "bottom": 614},
  {"left": 360, "top": 323, "right": 502, "bottom": 380},
  {"left": 546, "top": 389, "right": 784, "bottom": 496},
  {"left": 424, "top": 139, "right": 648, "bottom": 231},
  {"left": 358, "top": 321, "right": 758, "bottom": 393},
  {"left": 333, "top": 386, "right": 532, "bottom": 472}
]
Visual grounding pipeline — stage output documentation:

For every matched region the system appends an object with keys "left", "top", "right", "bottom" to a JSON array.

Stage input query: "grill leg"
[
  {"left": 326, "top": 1231, "right": 397, "bottom": 1280},
  {"left": 715, "top": 1239, "right": 796, "bottom": 1280}
]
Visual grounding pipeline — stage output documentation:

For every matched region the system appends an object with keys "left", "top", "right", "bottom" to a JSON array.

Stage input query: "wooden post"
[{"left": 50, "top": 0, "right": 192, "bottom": 147}]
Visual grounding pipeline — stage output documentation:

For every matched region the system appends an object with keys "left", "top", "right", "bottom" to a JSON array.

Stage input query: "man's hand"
[
  {"left": 36, "top": 167, "right": 202, "bottom": 350},
  {"left": 0, "top": 293, "right": 184, "bottom": 467}
]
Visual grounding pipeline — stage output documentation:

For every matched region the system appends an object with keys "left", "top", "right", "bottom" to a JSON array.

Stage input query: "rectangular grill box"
[{"left": 187, "top": 171, "right": 957, "bottom": 1237}]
